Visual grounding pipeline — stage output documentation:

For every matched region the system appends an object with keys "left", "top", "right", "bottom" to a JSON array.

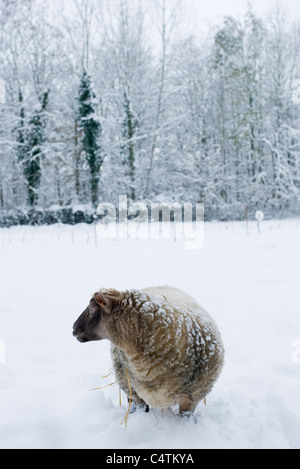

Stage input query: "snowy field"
[{"left": 0, "top": 218, "right": 300, "bottom": 449}]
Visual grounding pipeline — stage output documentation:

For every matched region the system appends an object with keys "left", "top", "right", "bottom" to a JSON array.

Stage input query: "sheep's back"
[
  {"left": 141, "top": 286, "right": 214, "bottom": 323},
  {"left": 112, "top": 287, "right": 224, "bottom": 409}
]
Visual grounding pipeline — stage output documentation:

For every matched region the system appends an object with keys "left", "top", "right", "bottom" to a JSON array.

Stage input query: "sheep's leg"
[
  {"left": 112, "top": 348, "right": 149, "bottom": 412},
  {"left": 129, "top": 396, "right": 149, "bottom": 414},
  {"left": 179, "top": 397, "right": 196, "bottom": 415}
]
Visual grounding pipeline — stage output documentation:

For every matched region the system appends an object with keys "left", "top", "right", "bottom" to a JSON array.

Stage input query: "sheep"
[{"left": 73, "top": 286, "right": 224, "bottom": 415}]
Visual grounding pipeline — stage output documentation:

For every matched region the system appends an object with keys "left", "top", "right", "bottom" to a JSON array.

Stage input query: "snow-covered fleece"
[{"left": 98, "top": 286, "right": 224, "bottom": 413}]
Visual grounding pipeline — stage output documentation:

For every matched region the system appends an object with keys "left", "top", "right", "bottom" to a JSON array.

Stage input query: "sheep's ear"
[{"left": 92, "top": 292, "right": 112, "bottom": 315}]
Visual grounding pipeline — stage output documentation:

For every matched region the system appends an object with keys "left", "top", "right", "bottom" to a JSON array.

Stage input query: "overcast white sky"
[
  {"left": 192, "top": 0, "right": 300, "bottom": 21},
  {"left": 186, "top": 0, "right": 300, "bottom": 35},
  {"left": 49, "top": 0, "right": 300, "bottom": 52}
]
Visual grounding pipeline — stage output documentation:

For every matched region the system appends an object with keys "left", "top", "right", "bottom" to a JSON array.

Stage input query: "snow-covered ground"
[{"left": 0, "top": 219, "right": 299, "bottom": 449}]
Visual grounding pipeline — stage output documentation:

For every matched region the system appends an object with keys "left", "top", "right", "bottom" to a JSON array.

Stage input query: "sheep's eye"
[
  {"left": 88, "top": 299, "right": 99, "bottom": 316},
  {"left": 87, "top": 300, "right": 102, "bottom": 324},
  {"left": 89, "top": 305, "right": 97, "bottom": 315}
]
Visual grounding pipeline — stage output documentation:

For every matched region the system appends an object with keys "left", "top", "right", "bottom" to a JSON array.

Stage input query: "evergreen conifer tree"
[
  {"left": 78, "top": 71, "right": 103, "bottom": 207},
  {"left": 17, "top": 90, "right": 49, "bottom": 207}
]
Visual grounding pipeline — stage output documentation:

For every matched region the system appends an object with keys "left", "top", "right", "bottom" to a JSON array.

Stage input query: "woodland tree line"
[{"left": 0, "top": 0, "right": 300, "bottom": 225}]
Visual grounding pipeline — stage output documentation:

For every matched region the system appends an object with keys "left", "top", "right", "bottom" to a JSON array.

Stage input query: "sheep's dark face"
[{"left": 73, "top": 293, "right": 111, "bottom": 343}]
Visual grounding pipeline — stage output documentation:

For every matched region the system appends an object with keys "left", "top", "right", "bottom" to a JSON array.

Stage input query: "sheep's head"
[{"left": 73, "top": 292, "right": 113, "bottom": 343}]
